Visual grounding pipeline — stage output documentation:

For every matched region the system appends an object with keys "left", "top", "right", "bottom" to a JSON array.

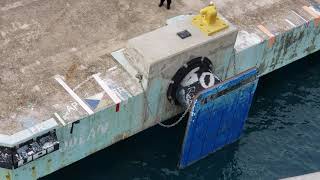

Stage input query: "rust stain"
[
  {"left": 268, "top": 37, "right": 276, "bottom": 48},
  {"left": 32, "top": 166, "right": 37, "bottom": 180},
  {"left": 305, "top": 28, "right": 318, "bottom": 54},
  {"left": 113, "top": 131, "right": 131, "bottom": 143},
  {"left": 65, "top": 63, "right": 79, "bottom": 81},
  {"left": 302, "top": 6, "right": 320, "bottom": 27},
  {"left": 270, "top": 26, "right": 306, "bottom": 71},
  {"left": 114, "top": 133, "right": 124, "bottom": 142},
  {"left": 316, "top": 17, "right": 320, "bottom": 27},
  {"left": 257, "top": 25, "right": 276, "bottom": 48},
  {"left": 5, "top": 173, "right": 11, "bottom": 180},
  {"left": 46, "top": 159, "right": 52, "bottom": 173},
  {"left": 122, "top": 132, "right": 129, "bottom": 140}
]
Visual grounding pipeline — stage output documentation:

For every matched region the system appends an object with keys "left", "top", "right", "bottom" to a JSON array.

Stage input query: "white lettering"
[
  {"left": 200, "top": 72, "right": 215, "bottom": 89},
  {"left": 71, "top": 102, "right": 79, "bottom": 111},
  {"left": 180, "top": 67, "right": 200, "bottom": 87}
]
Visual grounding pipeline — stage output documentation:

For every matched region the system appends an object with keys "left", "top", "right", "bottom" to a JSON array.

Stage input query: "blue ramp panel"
[{"left": 179, "top": 68, "right": 259, "bottom": 169}]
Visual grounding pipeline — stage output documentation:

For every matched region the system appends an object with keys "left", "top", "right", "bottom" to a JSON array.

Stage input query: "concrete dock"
[
  {"left": 0, "top": 0, "right": 319, "bottom": 179},
  {"left": 281, "top": 172, "right": 320, "bottom": 180}
]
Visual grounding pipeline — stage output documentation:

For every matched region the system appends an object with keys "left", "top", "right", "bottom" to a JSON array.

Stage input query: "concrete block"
[{"left": 123, "top": 15, "right": 238, "bottom": 89}]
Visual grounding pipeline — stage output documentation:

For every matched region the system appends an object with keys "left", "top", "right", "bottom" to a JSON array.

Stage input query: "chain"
[
  {"left": 136, "top": 74, "right": 191, "bottom": 128},
  {"left": 157, "top": 105, "right": 191, "bottom": 128}
]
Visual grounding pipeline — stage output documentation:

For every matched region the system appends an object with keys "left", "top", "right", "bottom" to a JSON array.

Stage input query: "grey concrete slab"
[{"left": 281, "top": 172, "right": 320, "bottom": 180}]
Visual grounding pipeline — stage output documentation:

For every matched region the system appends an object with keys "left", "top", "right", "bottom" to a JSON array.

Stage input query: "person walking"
[{"left": 159, "top": 0, "right": 172, "bottom": 9}]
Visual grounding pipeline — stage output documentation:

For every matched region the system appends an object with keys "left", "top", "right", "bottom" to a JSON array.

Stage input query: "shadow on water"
[{"left": 43, "top": 51, "right": 320, "bottom": 180}]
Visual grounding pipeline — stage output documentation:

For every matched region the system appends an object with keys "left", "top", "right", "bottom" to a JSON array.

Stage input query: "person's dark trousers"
[{"left": 159, "top": 0, "right": 171, "bottom": 9}]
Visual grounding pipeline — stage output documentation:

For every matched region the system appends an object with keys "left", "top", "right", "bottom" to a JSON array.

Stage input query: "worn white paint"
[
  {"left": 61, "top": 101, "right": 82, "bottom": 120},
  {"left": 199, "top": 72, "right": 215, "bottom": 89},
  {"left": 107, "top": 66, "right": 118, "bottom": 72},
  {"left": 111, "top": 49, "right": 139, "bottom": 81},
  {"left": 180, "top": 67, "right": 200, "bottom": 87},
  {"left": 285, "top": 19, "right": 297, "bottom": 27},
  {"left": 93, "top": 74, "right": 121, "bottom": 104},
  {"left": 310, "top": 6, "right": 320, "bottom": 15},
  {"left": 54, "top": 75, "right": 94, "bottom": 115},
  {"left": 291, "top": 10, "right": 308, "bottom": 22},
  {"left": 234, "top": 30, "right": 262, "bottom": 52},
  {"left": 72, "top": 76, "right": 94, "bottom": 91},
  {"left": 62, "top": 122, "right": 109, "bottom": 151},
  {"left": 54, "top": 113, "right": 66, "bottom": 126}
]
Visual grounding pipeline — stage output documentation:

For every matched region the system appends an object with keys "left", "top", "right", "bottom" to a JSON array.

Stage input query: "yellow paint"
[
  {"left": 192, "top": 3, "right": 228, "bottom": 36},
  {"left": 5, "top": 173, "right": 10, "bottom": 180},
  {"left": 32, "top": 167, "right": 37, "bottom": 180}
]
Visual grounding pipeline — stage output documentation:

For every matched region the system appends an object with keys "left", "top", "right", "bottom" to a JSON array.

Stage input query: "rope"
[{"left": 136, "top": 74, "right": 191, "bottom": 128}]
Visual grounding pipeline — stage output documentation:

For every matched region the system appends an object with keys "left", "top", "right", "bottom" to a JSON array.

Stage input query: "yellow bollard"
[
  {"left": 192, "top": 2, "right": 229, "bottom": 36},
  {"left": 200, "top": 4, "right": 217, "bottom": 26}
]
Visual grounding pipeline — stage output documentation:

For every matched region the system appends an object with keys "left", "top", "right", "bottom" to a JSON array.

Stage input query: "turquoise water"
[{"left": 43, "top": 51, "right": 320, "bottom": 180}]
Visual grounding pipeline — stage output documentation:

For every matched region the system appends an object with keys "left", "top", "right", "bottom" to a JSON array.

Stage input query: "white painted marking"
[
  {"left": 93, "top": 74, "right": 121, "bottom": 104},
  {"left": 291, "top": 10, "right": 308, "bottom": 22},
  {"left": 54, "top": 113, "right": 66, "bottom": 126},
  {"left": 103, "top": 79, "right": 132, "bottom": 100},
  {"left": 86, "top": 92, "right": 104, "bottom": 100},
  {"left": 199, "top": 72, "right": 215, "bottom": 89},
  {"left": 303, "top": 6, "right": 320, "bottom": 18},
  {"left": 111, "top": 49, "right": 139, "bottom": 82},
  {"left": 310, "top": 6, "right": 320, "bottom": 16},
  {"left": 234, "top": 30, "right": 263, "bottom": 51},
  {"left": 180, "top": 67, "right": 200, "bottom": 87},
  {"left": 72, "top": 76, "right": 94, "bottom": 91},
  {"left": 54, "top": 75, "right": 94, "bottom": 115},
  {"left": 285, "top": 19, "right": 296, "bottom": 27},
  {"left": 108, "top": 66, "right": 118, "bottom": 72},
  {"left": 62, "top": 101, "right": 81, "bottom": 120},
  {"left": 18, "top": 160, "right": 24, "bottom": 167}
]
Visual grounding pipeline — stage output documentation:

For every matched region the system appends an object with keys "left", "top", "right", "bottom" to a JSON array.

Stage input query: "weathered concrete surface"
[
  {"left": 0, "top": 0, "right": 206, "bottom": 135},
  {"left": 215, "top": 0, "right": 317, "bottom": 31},
  {"left": 0, "top": 0, "right": 318, "bottom": 179},
  {"left": 124, "top": 15, "right": 237, "bottom": 85},
  {"left": 281, "top": 172, "right": 320, "bottom": 180}
]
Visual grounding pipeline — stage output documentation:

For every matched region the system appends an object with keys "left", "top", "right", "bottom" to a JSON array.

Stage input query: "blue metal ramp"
[{"left": 179, "top": 68, "right": 259, "bottom": 168}]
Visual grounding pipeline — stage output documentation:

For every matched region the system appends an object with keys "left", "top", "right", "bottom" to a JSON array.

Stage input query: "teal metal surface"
[{"left": 235, "top": 20, "right": 320, "bottom": 77}]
